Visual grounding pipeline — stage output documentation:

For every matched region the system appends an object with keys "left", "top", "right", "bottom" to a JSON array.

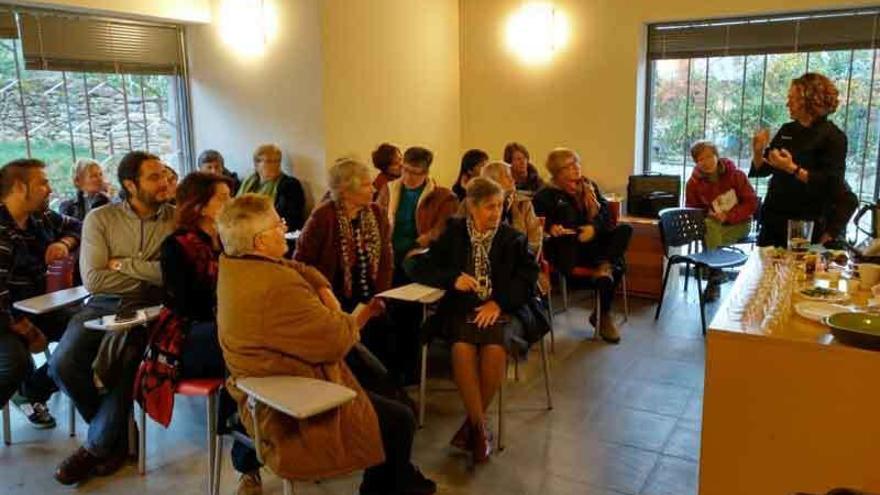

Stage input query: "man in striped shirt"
[{"left": 0, "top": 158, "right": 81, "bottom": 429}]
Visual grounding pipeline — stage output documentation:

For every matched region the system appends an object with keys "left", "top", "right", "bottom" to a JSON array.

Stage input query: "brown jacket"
[
  {"left": 377, "top": 177, "right": 459, "bottom": 248},
  {"left": 294, "top": 201, "right": 393, "bottom": 298},
  {"left": 217, "top": 255, "right": 384, "bottom": 481}
]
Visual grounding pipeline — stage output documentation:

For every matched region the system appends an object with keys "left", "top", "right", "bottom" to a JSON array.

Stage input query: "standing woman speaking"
[{"left": 750, "top": 72, "right": 847, "bottom": 247}]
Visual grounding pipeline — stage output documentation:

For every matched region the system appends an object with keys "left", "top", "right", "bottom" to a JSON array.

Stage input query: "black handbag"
[{"left": 627, "top": 173, "right": 681, "bottom": 218}]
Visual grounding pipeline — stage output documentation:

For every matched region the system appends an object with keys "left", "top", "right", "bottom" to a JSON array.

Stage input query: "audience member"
[
  {"left": 533, "top": 148, "right": 632, "bottom": 343},
  {"left": 503, "top": 142, "right": 544, "bottom": 194},
  {"left": 49, "top": 151, "right": 175, "bottom": 485},
  {"left": 685, "top": 140, "right": 757, "bottom": 300},
  {"left": 406, "top": 177, "right": 544, "bottom": 464},
  {"left": 452, "top": 149, "right": 489, "bottom": 201},
  {"left": 58, "top": 159, "right": 111, "bottom": 221},
  {"left": 480, "top": 160, "right": 542, "bottom": 254},
  {"left": 0, "top": 159, "right": 81, "bottom": 429},
  {"left": 198, "top": 149, "right": 241, "bottom": 195},
  {"left": 216, "top": 194, "right": 436, "bottom": 495},
  {"left": 237, "top": 144, "right": 306, "bottom": 232},
  {"left": 164, "top": 166, "right": 179, "bottom": 204},
  {"left": 371, "top": 143, "right": 403, "bottom": 199}
]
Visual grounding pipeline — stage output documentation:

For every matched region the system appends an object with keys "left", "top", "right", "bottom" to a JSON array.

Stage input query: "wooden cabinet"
[{"left": 619, "top": 215, "right": 664, "bottom": 300}]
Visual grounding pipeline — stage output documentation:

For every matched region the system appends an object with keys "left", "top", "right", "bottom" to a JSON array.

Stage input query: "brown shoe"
[
  {"left": 94, "top": 449, "right": 127, "bottom": 477},
  {"left": 450, "top": 419, "right": 471, "bottom": 451},
  {"left": 471, "top": 421, "right": 493, "bottom": 464},
  {"left": 589, "top": 311, "right": 621, "bottom": 344},
  {"left": 54, "top": 446, "right": 101, "bottom": 485}
]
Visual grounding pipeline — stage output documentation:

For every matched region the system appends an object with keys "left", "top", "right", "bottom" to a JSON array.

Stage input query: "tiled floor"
[{"left": 0, "top": 274, "right": 720, "bottom": 494}]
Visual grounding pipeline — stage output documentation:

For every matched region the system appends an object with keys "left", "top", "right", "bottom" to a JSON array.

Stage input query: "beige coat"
[{"left": 217, "top": 255, "right": 384, "bottom": 481}]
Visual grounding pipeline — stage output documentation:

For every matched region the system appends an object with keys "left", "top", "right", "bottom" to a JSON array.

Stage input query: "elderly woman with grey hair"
[{"left": 405, "top": 177, "right": 546, "bottom": 465}]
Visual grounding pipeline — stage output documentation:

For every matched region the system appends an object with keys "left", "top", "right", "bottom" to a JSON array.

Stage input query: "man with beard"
[
  {"left": 0, "top": 159, "right": 81, "bottom": 429},
  {"left": 49, "top": 151, "right": 174, "bottom": 485}
]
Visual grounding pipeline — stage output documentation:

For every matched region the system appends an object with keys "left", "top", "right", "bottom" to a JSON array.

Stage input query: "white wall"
[{"left": 186, "top": 0, "right": 327, "bottom": 205}]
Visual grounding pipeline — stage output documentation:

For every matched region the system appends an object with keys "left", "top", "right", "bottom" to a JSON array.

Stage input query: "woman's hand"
[
  {"left": 767, "top": 148, "right": 795, "bottom": 173},
  {"left": 752, "top": 128, "right": 770, "bottom": 165},
  {"left": 583, "top": 182, "right": 600, "bottom": 217},
  {"left": 708, "top": 209, "right": 727, "bottom": 223},
  {"left": 473, "top": 300, "right": 501, "bottom": 329},
  {"left": 549, "top": 224, "right": 576, "bottom": 237},
  {"left": 454, "top": 273, "right": 479, "bottom": 292},
  {"left": 317, "top": 287, "right": 342, "bottom": 312},
  {"left": 577, "top": 225, "right": 596, "bottom": 243},
  {"left": 354, "top": 297, "right": 385, "bottom": 328}
]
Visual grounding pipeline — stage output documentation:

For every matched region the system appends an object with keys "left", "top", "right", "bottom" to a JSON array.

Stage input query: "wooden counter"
[
  {"left": 619, "top": 215, "right": 664, "bottom": 300},
  {"left": 701, "top": 253, "right": 880, "bottom": 495}
]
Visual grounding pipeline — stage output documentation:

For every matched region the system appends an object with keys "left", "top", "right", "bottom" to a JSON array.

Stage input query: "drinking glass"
[{"left": 787, "top": 219, "right": 815, "bottom": 252}]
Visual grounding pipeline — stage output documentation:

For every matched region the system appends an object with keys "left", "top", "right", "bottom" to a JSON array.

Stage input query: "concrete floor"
[{"left": 1, "top": 274, "right": 715, "bottom": 495}]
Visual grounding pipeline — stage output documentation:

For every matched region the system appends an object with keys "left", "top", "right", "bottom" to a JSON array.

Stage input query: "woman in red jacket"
[{"left": 685, "top": 141, "right": 758, "bottom": 299}]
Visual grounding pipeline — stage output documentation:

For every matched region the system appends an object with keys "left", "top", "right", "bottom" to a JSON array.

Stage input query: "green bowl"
[{"left": 824, "top": 312, "right": 880, "bottom": 350}]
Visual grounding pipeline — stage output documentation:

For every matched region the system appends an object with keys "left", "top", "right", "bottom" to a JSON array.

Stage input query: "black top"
[
  {"left": 531, "top": 180, "right": 613, "bottom": 234},
  {"left": 160, "top": 228, "right": 221, "bottom": 322},
  {"left": 0, "top": 204, "right": 81, "bottom": 329},
  {"left": 58, "top": 191, "right": 111, "bottom": 221},
  {"left": 452, "top": 182, "right": 467, "bottom": 202},
  {"left": 274, "top": 174, "right": 307, "bottom": 232},
  {"left": 749, "top": 117, "right": 847, "bottom": 219}
]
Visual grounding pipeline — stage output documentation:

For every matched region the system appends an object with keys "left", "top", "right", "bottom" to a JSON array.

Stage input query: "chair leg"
[
  {"left": 684, "top": 264, "right": 690, "bottom": 292},
  {"left": 2, "top": 402, "right": 10, "bottom": 445},
  {"left": 654, "top": 260, "right": 675, "bottom": 320},
  {"left": 622, "top": 273, "right": 629, "bottom": 322},
  {"left": 594, "top": 290, "right": 602, "bottom": 340},
  {"left": 206, "top": 392, "right": 218, "bottom": 495},
  {"left": 137, "top": 406, "right": 146, "bottom": 474},
  {"left": 560, "top": 274, "right": 569, "bottom": 311},
  {"left": 68, "top": 400, "right": 76, "bottom": 437},
  {"left": 513, "top": 357, "right": 520, "bottom": 382},
  {"left": 212, "top": 435, "right": 223, "bottom": 495},
  {"left": 497, "top": 372, "right": 504, "bottom": 452},
  {"left": 696, "top": 265, "right": 707, "bottom": 336},
  {"left": 283, "top": 479, "right": 295, "bottom": 495},
  {"left": 418, "top": 343, "right": 428, "bottom": 428},
  {"left": 545, "top": 289, "right": 556, "bottom": 354},
  {"left": 540, "top": 337, "right": 553, "bottom": 410}
]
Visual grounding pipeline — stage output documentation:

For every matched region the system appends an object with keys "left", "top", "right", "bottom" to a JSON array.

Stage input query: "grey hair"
[
  {"left": 466, "top": 176, "right": 504, "bottom": 207},
  {"left": 217, "top": 194, "right": 276, "bottom": 256},
  {"left": 328, "top": 158, "right": 371, "bottom": 201},
  {"left": 480, "top": 160, "right": 512, "bottom": 183}
]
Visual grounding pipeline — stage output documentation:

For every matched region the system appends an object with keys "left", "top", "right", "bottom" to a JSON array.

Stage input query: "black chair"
[{"left": 654, "top": 207, "right": 749, "bottom": 335}]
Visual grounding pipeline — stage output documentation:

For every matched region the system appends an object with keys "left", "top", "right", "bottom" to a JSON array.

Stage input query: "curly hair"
[{"left": 792, "top": 72, "right": 840, "bottom": 120}]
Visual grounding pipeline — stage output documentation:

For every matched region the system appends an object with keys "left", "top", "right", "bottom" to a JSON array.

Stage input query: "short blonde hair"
[
  {"left": 252, "top": 143, "right": 282, "bottom": 165},
  {"left": 217, "top": 194, "right": 276, "bottom": 256},
  {"left": 545, "top": 148, "right": 580, "bottom": 178},
  {"left": 73, "top": 158, "right": 101, "bottom": 185},
  {"left": 689, "top": 140, "right": 718, "bottom": 161},
  {"left": 480, "top": 161, "right": 512, "bottom": 183},
  {"left": 328, "top": 158, "right": 371, "bottom": 201}
]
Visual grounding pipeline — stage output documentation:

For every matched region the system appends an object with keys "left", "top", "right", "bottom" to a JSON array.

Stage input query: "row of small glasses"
[{"left": 741, "top": 253, "right": 797, "bottom": 332}]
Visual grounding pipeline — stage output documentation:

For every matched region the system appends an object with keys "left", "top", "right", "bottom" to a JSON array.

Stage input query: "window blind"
[
  {"left": 18, "top": 11, "right": 182, "bottom": 74},
  {"left": 0, "top": 8, "right": 17, "bottom": 39},
  {"left": 648, "top": 9, "right": 880, "bottom": 60}
]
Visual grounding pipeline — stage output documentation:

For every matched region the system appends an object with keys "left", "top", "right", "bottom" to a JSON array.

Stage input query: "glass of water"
[{"left": 787, "top": 219, "right": 814, "bottom": 252}]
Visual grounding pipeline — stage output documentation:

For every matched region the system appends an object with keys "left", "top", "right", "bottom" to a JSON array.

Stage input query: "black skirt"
[{"left": 447, "top": 315, "right": 525, "bottom": 352}]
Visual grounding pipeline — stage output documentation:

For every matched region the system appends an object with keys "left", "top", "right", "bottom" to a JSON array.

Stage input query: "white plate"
[
  {"left": 797, "top": 287, "right": 850, "bottom": 303},
  {"left": 794, "top": 301, "right": 854, "bottom": 322}
]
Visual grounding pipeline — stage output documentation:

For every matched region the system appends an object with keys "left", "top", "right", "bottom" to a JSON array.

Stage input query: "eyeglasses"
[{"left": 253, "top": 218, "right": 287, "bottom": 244}]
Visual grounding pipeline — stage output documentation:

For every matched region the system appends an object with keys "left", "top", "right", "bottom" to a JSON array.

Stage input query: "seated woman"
[
  {"left": 452, "top": 149, "right": 489, "bottom": 201},
  {"left": 198, "top": 149, "right": 241, "bottom": 194},
  {"left": 532, "top": 148, "right": 632, "bottom": 344},
  {"left": 135, "top": 172, "right": 233, "bottom": 427},
  {"left": 406, "top": 177, "right": 542, "bottom": 464},
  {"left": 685, "top": 140, "right": 758, "bottom": 300},
  {"left": 237, "top": 143, "right": 307, "bottom": 231},
  {"left": 480, "top": 160, "right": 543, "bottom": 254},
  {"left": 503, "top": 142, "right": 544, "bottom": 194},
  {"left": 216, "top": 194, "right": 435, "bottom": 495},
  {"left": 58, "top": 159, "right": 110, "bottom": 220},
  {"left": 371, "top": 143, "right": 403, "bottom": 199},
  {"left": 295, "top": 159, "right": 409, "bottom": 401}
]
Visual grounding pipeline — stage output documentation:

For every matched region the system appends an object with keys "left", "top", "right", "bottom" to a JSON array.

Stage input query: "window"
[
  {"left": 645, "top": 8, "right": 880, "bottom": 240},
  {"left": 0, "top": 8, "right": 191, "bottom": 203}
]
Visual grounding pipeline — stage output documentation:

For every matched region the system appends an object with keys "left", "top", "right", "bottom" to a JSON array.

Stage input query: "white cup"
[{"left": 860, "top": 263, "right": 880, "bottom": 287}]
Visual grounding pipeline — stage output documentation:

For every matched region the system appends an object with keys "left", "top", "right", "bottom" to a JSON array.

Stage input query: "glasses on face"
[
  {"left": 253, "top": 218, "right": 287, "bottom": 243},
  {"left": 403, "top": 165, "right": 428, "bottom": 177}
]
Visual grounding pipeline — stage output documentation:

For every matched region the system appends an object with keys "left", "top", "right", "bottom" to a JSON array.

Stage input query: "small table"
[
  {"left": 13, "top": 286, "right": 90, "bottom": 315},
  {"left": 84, "top": 305, "right": 162, "bottom": 332},
  {"left": 235, "top": 376, "right": 356, "bottom": 420}
]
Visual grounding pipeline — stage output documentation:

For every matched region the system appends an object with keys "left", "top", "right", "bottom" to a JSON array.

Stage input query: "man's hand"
[
  {"left": 473, "top": 300, "right": 501, "bottom": 329},
  {"left": 44, "top": 242, "right": 70, "bottom": 265},
  {"left": 107, "top": 258, "right": 124, "bottom": 271},
  {"left": 318, "top": 287, "right": 342, "bottom": 312},
  {"left": 454, "top": 273, "right": 479, "bottom": 293}
]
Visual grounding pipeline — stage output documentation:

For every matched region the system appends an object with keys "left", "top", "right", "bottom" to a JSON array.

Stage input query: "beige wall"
[
  {"left": 12, "top": 0, "right": 209, "bottom": 22},
  {"left": 461, "top": 0, "right": 878, "bottom": 195},
  {"left": 187, "top": 0, "right": 327, "bottom": 204},
  {"left": 321, "top": 0, "right": 461, "bottom": 186}
]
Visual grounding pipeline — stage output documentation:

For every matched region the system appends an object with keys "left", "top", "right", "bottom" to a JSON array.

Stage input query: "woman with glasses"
[{"left": 237, "top": 143, "right": 307, "bottom": 232}]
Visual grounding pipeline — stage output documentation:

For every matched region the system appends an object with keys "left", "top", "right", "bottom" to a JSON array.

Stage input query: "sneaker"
[
  {"left": 54, "top": 446, "right": 101, "bottom": 485},
  {"left": 11, "top": 394, "right": 56, "bottom": 429},
  {"left": 236, "top": 470, "right": 262, "bottom": 495}
]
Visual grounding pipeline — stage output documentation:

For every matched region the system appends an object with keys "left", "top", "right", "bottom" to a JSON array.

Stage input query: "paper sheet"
[{"left": 377, "top": 283, "right": 443, "bottom": 302}]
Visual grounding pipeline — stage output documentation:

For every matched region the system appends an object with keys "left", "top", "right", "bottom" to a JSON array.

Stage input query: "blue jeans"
[{"left": 48, "top": 296, "right": 141, "bottom": 457}]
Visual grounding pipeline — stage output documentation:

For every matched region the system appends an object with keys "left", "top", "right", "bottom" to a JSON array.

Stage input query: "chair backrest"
[{"left": 657, "top": 207, "right": 706, "bottom": 250}]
